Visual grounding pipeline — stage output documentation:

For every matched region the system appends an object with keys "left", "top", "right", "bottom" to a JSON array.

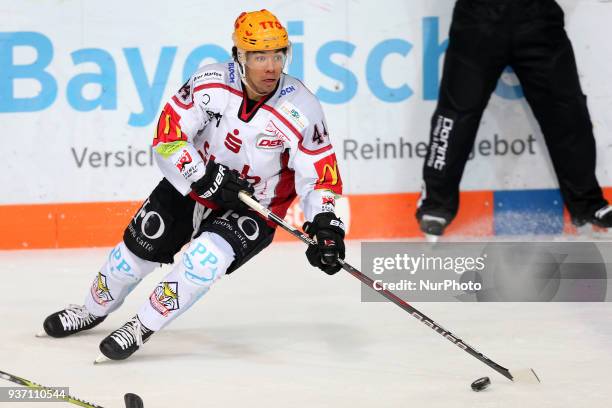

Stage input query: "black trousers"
[{"left": 418, "top": 0, "right": 606, "bottom": 224}]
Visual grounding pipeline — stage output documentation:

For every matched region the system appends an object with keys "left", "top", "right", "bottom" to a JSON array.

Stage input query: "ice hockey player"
[{"left": 40, "top": 9, "right": 345, "bottom": 361}]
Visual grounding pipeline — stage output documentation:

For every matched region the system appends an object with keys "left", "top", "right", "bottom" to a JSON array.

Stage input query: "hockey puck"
[
  {"left": 471, "top": 376, "right": 491, "bottom": 392},
  {"left": 124, "top": 393, "right": 144, "bottom": 408}
]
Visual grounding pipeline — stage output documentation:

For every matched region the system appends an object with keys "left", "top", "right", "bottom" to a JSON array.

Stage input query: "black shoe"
[
  {"left": 99, "top": 315, "right": 153, "bottom": 360},
  {"left": 591, "top": 205, "right": 612, "bottom": 228},
  {"left": 43, "top": 305, "right": 106, "bottom": 338},
  {"left": 419, "top": 214, "right": 448, "bottom": 236},
  {"left": 573, "top": 205, "right": 612, "bottom": 228}
]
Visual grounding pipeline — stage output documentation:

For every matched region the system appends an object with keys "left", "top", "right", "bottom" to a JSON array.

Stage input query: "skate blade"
[
  {"left": 35, "top": 330, "right": 48, "bottom": 338},
  {"left": 424, "top": 233, "right": 440, "bottom": 243},
  {"left": 93, "top": 354, "right": 109, "bottom": 365}
]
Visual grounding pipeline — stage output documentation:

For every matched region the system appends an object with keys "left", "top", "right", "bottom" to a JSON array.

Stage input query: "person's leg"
[
  {"left": 84, "top": 243, "right": 157, "bottom": 317},
  {"left": 138, "top": 231, "right": 235, "bottom": 332},
  {"left": 510, "top": 0, "right": 608, "bottom": 225},
  {"left": 418, "top": 0, "right": 509, "bottom": 234},
  {"left": 97, "top": 207, "right": 275, "bottom": 360},
  {"left": 42, "top": 179, "right": 196, "bottom": 338}
]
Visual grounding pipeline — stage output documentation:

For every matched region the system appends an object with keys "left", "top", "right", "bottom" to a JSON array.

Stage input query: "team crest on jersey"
[
  {"left": 149, "top": 282, "right": 180, "bottom": 317},
  {"left": 90, "top": 272, "right": 114, "bottom": 306},
  {"left": 278, "top": 101, "right": 309, "bottom": 131}
]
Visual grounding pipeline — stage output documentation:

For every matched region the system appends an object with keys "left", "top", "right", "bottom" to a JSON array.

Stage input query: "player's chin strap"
[{"left": 237, "top": 191, "right": 541, "bottom": 384}]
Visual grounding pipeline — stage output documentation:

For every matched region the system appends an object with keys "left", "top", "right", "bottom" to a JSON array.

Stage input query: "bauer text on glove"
[{"left": 191, "top": 161, "right": 254, "bottom": 210}]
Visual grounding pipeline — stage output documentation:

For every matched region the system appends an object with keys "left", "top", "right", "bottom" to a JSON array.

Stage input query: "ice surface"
[{"left": 1, "top": 240, "right": 611, "bottom": 407}]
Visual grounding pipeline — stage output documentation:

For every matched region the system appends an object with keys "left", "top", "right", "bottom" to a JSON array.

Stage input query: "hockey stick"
[
  {"left": 0, "top": 369, "right": 144, "bottom": 407},
  {"left": 0, "top": 369, "right": 103, "bottom": 407},
  {"left": 238, "top": 192, "right": 540, "bottom": 383}
]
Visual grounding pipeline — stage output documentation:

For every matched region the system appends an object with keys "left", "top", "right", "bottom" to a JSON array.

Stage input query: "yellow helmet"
[{"left": 232, "top": 9, "right": 289, "bottom": 52}]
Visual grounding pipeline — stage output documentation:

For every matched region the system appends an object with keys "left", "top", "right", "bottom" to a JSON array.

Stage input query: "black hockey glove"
[
  {"left": 303, "top": 212, "right": 346, "bottom": 275},
  {"left": 191, "top": 160, "right": 254, "bottom": 211}
]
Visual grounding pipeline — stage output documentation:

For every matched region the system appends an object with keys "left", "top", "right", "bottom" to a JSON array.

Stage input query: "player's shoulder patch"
[
  {"left": 278, "top": 100, "right": 310, "bottom": 132},
  {"left": 278, "top": 77, "right": 321, "bottom": 116},
  {"left": 277, "top": 82, "right": 324, "bottom": 136},
  {"left": 279, "top": 82, "right": 330, "bottom": 152},
  {"left": 193, "top": 70, "right": 224, "bottom": 87},
  {"left": 192, "top": 62, "right": 231, "bottom": 88}
]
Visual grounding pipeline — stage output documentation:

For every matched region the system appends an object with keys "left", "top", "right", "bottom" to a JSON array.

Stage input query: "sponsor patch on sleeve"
[
  {"left": 278, "top": 101, "right": 309, "bottom": 131},
  {"left": 154, "top": 103, "right": 186, "bottom": 146},
  {"left": 313, "top": 153, "right": 342, "bottom": 195},
  {"left": 154, "top": 140, "right": 188, "bottom": 159},
  {"left": 193, "top": 70, "right": 225, "bottom": 87}
]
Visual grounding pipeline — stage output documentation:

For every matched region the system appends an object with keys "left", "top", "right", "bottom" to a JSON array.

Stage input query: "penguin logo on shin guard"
[
  {"left": 90, "top": 272, "right": 114, "bottom": 306},
  {"left": 149, "top": 282, "right": 180, "bottom": 316}
]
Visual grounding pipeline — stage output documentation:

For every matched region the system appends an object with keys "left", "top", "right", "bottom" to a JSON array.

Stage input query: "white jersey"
[{"left": 152, "top": 61, "right": 342, "bottom": 221}]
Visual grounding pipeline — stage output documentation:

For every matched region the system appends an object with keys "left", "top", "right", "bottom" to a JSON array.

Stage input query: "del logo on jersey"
[{"left": 256, "top": 135, "right": 284, "bottom": 150}]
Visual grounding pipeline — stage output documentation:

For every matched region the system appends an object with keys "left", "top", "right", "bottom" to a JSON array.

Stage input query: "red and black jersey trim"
[
  {"left": 237, "top": 81, "right": 279, "bottom": 123},
  {"left": 192, "top": 83, "right": 332, "bottom": 155}
]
